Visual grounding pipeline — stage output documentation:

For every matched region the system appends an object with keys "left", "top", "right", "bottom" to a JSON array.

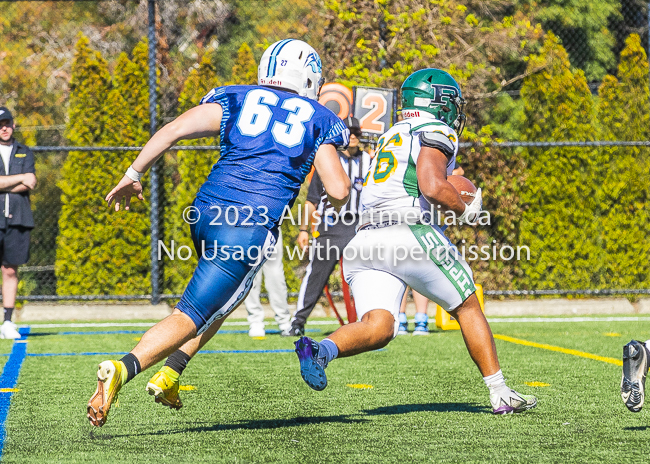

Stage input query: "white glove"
[{"left": 458, "top": 187, "right": 482, "bottom": 225}]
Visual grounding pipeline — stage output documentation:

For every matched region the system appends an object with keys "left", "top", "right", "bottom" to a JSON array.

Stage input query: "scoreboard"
[{"left": 319, "top": 83, "right": 397, "bottom": 141}]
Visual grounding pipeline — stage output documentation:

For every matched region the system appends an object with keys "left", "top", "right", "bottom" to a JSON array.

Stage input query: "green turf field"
[{"left": 1, "top": 317, "right": 649, "bottom": 463}]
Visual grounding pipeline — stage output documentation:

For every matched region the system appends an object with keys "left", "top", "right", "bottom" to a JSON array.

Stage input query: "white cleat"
[
  {"left": 491, "top": 389, "right": 537, "bottom": 414},
  {"left": 248, "top": 323, "right": 266, "bottom": 338},
  {"left": 0, "top": 321, "right": 20, "bottom": 339}
]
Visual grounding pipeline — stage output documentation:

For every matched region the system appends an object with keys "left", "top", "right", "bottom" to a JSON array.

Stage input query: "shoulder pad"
[{"left": 419, "top": 131, "right": 455, "bottom": 159}]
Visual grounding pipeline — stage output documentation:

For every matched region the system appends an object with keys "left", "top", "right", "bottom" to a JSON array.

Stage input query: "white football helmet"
[{"left": 258, "top": 39, "right": 325, "bottom": 100}]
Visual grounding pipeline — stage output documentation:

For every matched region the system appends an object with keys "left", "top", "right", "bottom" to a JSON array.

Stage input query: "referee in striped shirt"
[{"left": 288, "top": 117, "right": 372, "bottom": 336}]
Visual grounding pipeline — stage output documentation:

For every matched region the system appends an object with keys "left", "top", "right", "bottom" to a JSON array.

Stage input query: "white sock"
[
  {"left": 644, "top": 340, "right": 650, "bottom": 351},
  {"left": 483, "top": 370, "right": 509, "bottom": 395}
]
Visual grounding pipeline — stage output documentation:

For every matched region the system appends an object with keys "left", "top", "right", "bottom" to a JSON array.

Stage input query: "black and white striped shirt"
[{"left": 306, "top": 149, "right": 372, "bottom": 217}]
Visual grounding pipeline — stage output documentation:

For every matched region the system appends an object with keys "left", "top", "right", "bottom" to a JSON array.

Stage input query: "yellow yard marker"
[
  {"left": 179, "top": 385, "right": 196, "bottom": 391},
  {"left": 494, "top": 334, "right": 622, "bottom": 366},
  {"left": 524, "top": 382, "right": 550, "bottom": 387},
  {"left": 0, "top": 388, "right": 19, "bottom": 393},
  {"left": 436, "top": 284, "right": 485, "bottom": 330},
  {"left": 604, "top": 332, "right": 621, "bottom": 337},
  {"left": 346, "top": 384, "right": 373, "bottom": 389}
]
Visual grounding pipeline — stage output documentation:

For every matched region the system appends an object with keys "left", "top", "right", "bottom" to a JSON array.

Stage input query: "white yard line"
[
  {"left": 19, "top": 320, "right": 342, "bottom": 329},
  {"left": 19, "top": 316, "right": 650, "bottom": 329}
]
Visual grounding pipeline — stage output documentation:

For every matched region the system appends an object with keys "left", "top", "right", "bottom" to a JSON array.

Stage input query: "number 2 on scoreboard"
[{"left": 359, "top": 93, "right": 388, "bottom": 134}]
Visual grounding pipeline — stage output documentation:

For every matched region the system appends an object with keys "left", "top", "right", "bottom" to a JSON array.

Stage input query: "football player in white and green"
[{"left": 294, "top": 69, "right": 537, "bottom": 415}]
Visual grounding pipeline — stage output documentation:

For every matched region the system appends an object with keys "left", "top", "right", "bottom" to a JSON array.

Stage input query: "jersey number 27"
[{"left": 236, "top": 88, "right": 315, "bottom": 148}]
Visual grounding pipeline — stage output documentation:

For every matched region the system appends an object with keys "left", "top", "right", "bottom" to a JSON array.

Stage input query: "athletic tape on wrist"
[{"left": 125, "top": 166, "right": 143, "bottom": 182}]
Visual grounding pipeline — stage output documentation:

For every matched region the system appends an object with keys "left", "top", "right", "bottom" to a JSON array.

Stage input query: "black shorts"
[{"left": 0, "top": 227, "right": 31, "bottom": 266}]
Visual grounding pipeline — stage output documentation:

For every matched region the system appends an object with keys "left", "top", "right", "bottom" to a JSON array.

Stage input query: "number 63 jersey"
[
  {"left": 196, "top": 85, "right": 348, "bottom": 229},
  {"left": 361, "top": 115, "right": 459, "bottom": 217}
]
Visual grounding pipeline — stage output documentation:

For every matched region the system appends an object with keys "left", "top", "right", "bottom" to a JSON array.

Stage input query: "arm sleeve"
[
  {"left": 200, "top": 86, "right": 222, "bottom": 104},
  {"left": 306, "top": 170, "right": 324, "bottom": 205},
  {"left": 419, "top": 131, "right": 455, "bottom": 160},
  {"left": 322, "top": 120, "right": 350, "bottom": 149}
]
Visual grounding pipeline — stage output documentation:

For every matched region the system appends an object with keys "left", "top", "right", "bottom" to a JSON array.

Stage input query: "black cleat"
[
  {"left": 284, "top": 325, "right": 304, "bottom": 337},
  {"left": 621, "top": 340, "right": 649, "bottom": 412}
]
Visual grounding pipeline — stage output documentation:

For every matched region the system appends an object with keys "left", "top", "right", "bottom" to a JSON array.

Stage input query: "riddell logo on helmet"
[
  {"left": 260, "top": 78, "right": 284, "bottom": 86},
  {"left": 402, "top": 110, "right": 422, "bottom": 118}
]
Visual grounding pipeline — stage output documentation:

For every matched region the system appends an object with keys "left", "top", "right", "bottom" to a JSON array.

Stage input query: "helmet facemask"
[
  {"left": 305, "top": 75, "right": 326, "bottom": 99},
  {"left": 449, "top": 95, "right": 466, "bottom": 136}
]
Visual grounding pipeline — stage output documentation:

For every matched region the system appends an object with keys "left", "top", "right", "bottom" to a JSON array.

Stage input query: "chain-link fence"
[{"left": 1, "top": 0, "right": 649, "bottom": 303}]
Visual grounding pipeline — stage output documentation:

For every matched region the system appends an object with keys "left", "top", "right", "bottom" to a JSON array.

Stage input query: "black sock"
[
  {"left": 120, "top": 353, "right": 141, "bottom": 383},
  {"left": 3, "top": 308, "right": 13, "bottom": 322},
  {"left": 164, "top": 350, "right": 192, "bottom": 375}
]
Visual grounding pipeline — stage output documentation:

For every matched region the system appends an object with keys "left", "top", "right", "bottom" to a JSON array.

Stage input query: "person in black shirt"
[
  {"left": 288, "top": 117, "right": 371, "bottom": 336},
  {"left": 0, "top": 107, "right": 36, "bottom": 339}
]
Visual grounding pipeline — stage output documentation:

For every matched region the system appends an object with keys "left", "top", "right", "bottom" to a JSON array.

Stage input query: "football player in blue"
[{"left": 87, "top": 39, "right": 351, "bottom": 427}]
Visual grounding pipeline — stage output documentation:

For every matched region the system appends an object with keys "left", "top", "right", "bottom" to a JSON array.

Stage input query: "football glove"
[{"left": 458, "top": 187, "right": 482, "bottom": 225}]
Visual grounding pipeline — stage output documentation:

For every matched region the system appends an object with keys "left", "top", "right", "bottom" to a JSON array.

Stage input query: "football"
[{"left": 447, "top": 175, "right": 477, "bottom": 205}]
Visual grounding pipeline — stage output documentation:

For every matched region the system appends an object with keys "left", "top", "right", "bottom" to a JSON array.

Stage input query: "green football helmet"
[{"left": 400, "top": 68, "right": 466, "bottom": 136}]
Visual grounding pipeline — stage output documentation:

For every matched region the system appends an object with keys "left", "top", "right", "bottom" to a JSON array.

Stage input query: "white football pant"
[
  {"left": 343, "top": 223, "right": 476, "bottom": 337},
  {"left": 244, "top": 230, "right": 291, "bottom": 332}
]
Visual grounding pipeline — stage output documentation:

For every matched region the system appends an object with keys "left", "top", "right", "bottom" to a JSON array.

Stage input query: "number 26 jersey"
[{"left": 360, "top": 115, "right": 459, "bottom": 216}]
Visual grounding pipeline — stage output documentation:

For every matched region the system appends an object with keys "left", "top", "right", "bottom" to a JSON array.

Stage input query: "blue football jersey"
[{"left": 194, "top": 85, "right": 348, "bottom": 228}]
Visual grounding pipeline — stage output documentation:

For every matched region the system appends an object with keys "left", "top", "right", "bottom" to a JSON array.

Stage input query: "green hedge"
[
  {"left": 596, "top": 34, "right": 650, "bottom": 289},
  {"left": 163, "top": 53, "right": 221, "bottom": 294},
  {"left": 517, "top": 34, "right": 650, "bottom": 290},
  {"left": 56, "top": 32, "right": 650, "bottom": 295},
  {"left": 56, "top": 36, "right": 151, "bottom": 295}
]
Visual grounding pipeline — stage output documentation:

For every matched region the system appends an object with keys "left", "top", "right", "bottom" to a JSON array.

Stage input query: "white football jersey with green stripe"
[
  {"left": 361, "top": 115, "right": 458, "bottom": 216},
  {"left": 344, "top": 116, "right": 475, "bottom": 329}
]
